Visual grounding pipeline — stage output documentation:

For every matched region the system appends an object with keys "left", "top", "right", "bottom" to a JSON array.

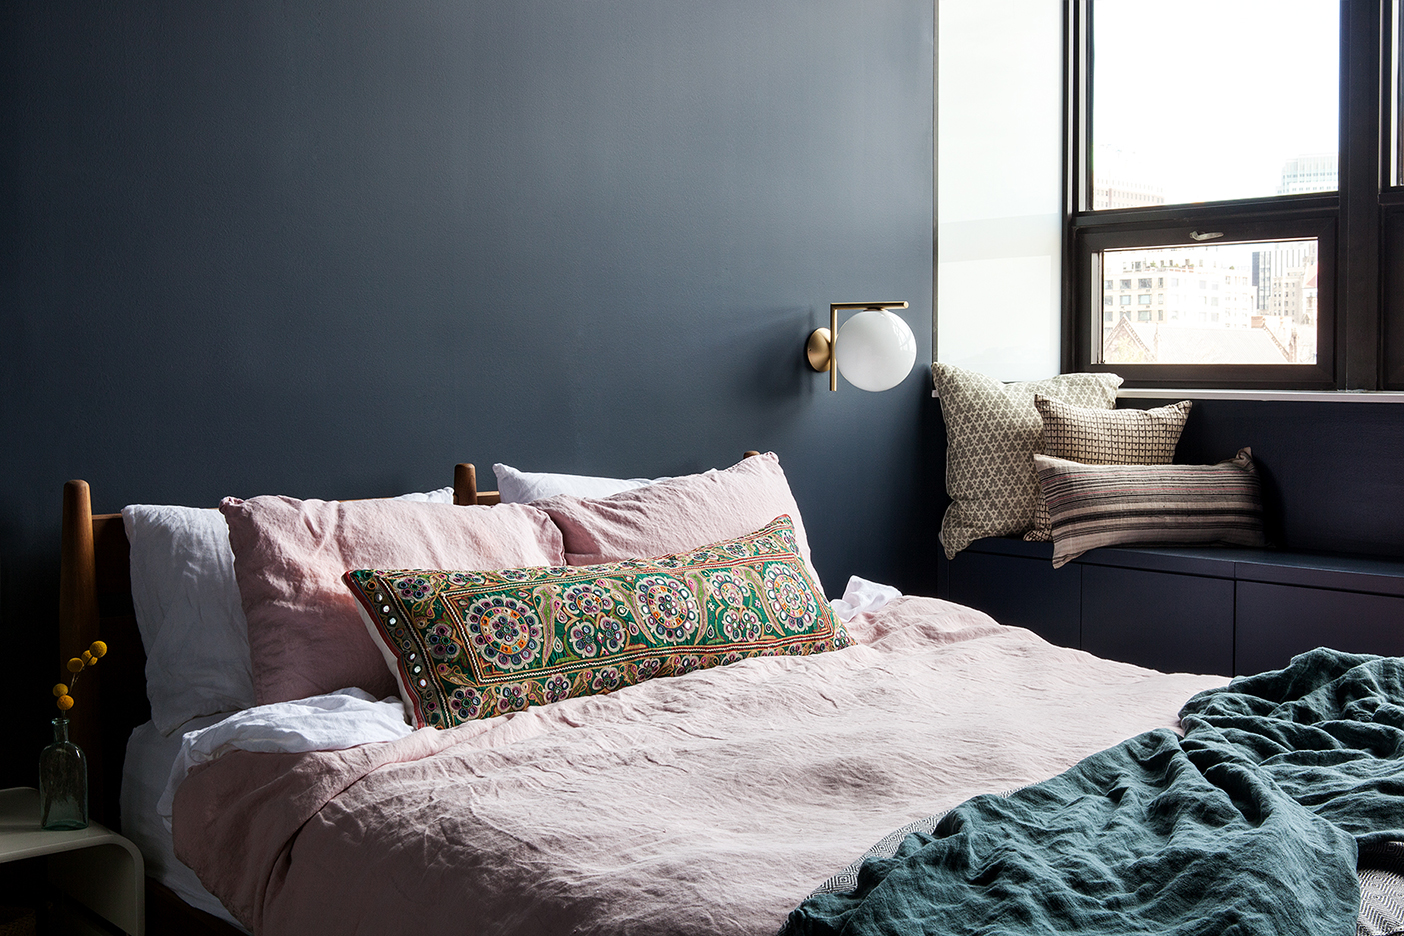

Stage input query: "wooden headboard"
[{"left": 57, "top": 464, "right": 494, "bottom": 829}]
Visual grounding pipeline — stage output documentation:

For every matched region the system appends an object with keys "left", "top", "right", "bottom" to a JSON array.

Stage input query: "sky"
[{"left": 1092, "top": 0, "right": 1340, "bottom": 204}]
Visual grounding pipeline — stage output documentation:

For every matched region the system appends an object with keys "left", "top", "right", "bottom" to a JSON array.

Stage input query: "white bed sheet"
[{"left": 121, "top": 716, "right": 249, "bottom": 932}]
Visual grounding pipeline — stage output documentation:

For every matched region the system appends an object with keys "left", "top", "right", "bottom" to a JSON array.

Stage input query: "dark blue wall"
[
  {"left": 1168, "top": 399, "right": 1404, "bottom": 556},
  {"left": 8, "top": 1, "right": 1400, "bottom": 794},
  {"left": 0, "top": 1, "right": 936, "bottom": 783}
]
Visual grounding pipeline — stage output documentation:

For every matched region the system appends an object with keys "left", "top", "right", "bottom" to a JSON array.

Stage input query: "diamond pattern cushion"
[
  {"left": 1024, "top": 396, "right": 1192, "bottom": 542},
  {"left": 345, "top": 515, "right": 851, "bottom": 729},
  {"left": 933, "top": 363, "right": 1123, "bottom": 558}
]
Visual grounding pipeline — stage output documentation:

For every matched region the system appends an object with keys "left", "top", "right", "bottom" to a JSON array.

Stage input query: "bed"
[
  {"left": 55, "top": 457, "right": 1404, "bottom": 936},
  {"left": 57, "top": 464, "right": 498, "bottom": 935}
]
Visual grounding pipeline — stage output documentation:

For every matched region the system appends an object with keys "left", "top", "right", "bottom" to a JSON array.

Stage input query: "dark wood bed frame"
[
  {"left": 56, "top": 454, "right": 761, "bottom": 935},
  {"left": 57, "top": 465, "right": 497, "bottom": 936}
]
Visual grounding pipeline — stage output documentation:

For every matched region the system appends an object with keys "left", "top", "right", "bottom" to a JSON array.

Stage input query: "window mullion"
[{"left": 1340, "top": 0, "right": 1385, "bottom": 389}]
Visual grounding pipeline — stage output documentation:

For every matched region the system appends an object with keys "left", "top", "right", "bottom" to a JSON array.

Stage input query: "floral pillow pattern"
[{"left": 345, "top": 514, "right": 851, "bottom": 729}]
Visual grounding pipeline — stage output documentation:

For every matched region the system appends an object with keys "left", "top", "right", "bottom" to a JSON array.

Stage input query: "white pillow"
[
  {"left": 123, "top": 486, "right": 453, "bottom": 734},
  {"left": 123, "top": 504, "right": 254, "bottom": 734},
  {"left": 391, "top": 487, "right": 455, "bottom": 504},
  {"left": 493, "top": 464, "right": 668, "bottom": 504}
]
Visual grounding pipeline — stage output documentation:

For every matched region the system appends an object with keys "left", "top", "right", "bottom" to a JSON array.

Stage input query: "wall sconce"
[{"left": 806, "top": 301, "right": 915, "bottom": 391}]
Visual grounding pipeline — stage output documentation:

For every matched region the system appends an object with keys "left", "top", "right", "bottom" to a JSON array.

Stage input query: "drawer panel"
[
  {"left": 947, "top": 550, "right": 1080, "bottom": 649},
  {"left": 1235, "top": 581, "right": 1404, "bottom": 676},
  {"left": 1082, "top": 565, "right": 1234, "bottom": 677}
]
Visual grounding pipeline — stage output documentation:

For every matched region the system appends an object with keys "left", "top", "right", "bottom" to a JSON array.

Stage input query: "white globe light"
[{"left": 836, "top": 309, "right": 917, "bottom": 392}]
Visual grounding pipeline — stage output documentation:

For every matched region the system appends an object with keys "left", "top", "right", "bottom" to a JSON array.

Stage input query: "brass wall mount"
[{"left": 807, "top": 301, "right": 910, "bottom": 391}]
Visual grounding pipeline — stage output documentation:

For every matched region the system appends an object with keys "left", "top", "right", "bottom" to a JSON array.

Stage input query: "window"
[
  {"left": 935, "top": 0, "right": 1063, "bottom": 381},
  {"left": 1138, "top": 277, "right": 1153, "bottom": 288},
  {"left": 1089, "top": 3, "right": 1337, "bottom": 207},
  {"left": 1065, "top": 0, "right": 1404, "bottom": 389}
]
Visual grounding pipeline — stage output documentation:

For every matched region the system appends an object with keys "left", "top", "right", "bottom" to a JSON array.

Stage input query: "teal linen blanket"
[{"left": 783, "top": 649, "right": 1404, "bottom": 936}]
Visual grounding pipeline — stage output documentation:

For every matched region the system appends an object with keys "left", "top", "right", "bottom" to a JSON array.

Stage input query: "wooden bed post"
[
  {"left": 453, "top": 463, "right": 479, "bottom": 506},
  {"left": 59, "top": 479, "right": 106, "bottom": 821},
  {"left": 60, "top": 480, "right": 99, "bottom": 649}
]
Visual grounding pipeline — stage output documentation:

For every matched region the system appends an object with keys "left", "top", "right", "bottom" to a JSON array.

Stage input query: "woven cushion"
[
  {"left": 345, "top": 515, "right": 852, "bottom": 728},
  {"left": 1025, "top": 397, "right": 1193, "bottom": 542},
  {"left": 1033, "top": 448, "right": 1265, "bottom": 568},
  {"left": 932, "top": 363, "right": 1123, "bottom": 557}
]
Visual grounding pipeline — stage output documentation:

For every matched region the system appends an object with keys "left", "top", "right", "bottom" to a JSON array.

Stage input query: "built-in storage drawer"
[
  {"left": 1235, "top": 582, "right": 1404, "bottom": 676},
  {"left": 940, "top": 538, "right": 1404, "bottom": 680},
  {"left": 1081, "top": 565, "right": 1235, "bottom": 677},
  {"left": 946, "top": 550, "right": 1081, "bottom": 649}
]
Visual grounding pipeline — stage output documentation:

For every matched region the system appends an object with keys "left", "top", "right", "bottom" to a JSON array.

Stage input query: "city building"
[
  {"left": 1090, "top": 145, "right": 1167, "bottom": 209},
  {"left": 1252, "top": 241, "right": 1316, "bottom": 314},
  {"left": 1100, "top": 245, "right": 1320, "bottom": 364},
  {"left": 1277, "top": 153, "right": 1338, "bottom": 195},
  {"left": 1102, "top": 250, "right": 1257, "bottom": 330}
]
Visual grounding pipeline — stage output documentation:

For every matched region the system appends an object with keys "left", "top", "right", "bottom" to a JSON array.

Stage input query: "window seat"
[{"left": 939, "top": 537, "right": 1404, "bottom": 679}]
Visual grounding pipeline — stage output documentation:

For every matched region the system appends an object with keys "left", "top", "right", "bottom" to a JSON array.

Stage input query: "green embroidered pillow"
[{"left": 345, "top": 514, "right": 852, "bottom": 728}]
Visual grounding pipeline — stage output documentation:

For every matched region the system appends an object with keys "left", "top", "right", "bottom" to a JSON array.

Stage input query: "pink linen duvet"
[{"left": 173, "top": 597, "right": 1223, "bottom": 936}]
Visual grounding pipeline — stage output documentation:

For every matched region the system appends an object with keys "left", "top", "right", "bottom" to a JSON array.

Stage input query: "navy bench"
[{"left": 938, "top": 538, "right": 1404, "bottom": 678}]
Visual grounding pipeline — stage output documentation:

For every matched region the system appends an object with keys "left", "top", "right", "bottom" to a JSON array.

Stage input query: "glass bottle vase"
[{"left": 39, "top": 717, "right": 88, "bottom": 830}]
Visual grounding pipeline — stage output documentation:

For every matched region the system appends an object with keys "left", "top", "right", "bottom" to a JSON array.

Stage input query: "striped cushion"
[
  {"left": 1025, "top": 397, "right": 1192, "bottom": 542},
  {"left": 1033, "top": 448, "right": 1264, "bottom": 568}
]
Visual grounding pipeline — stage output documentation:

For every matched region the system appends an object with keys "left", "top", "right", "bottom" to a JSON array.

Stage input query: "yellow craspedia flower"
[
  {"left": 52, "top": 683, "right": 68, "bottom": 698},
  {"left": 89, "top": 641, "right": 107, "bottom": 658},
  {"left": 56, "top": 694, "right": 74, "bottom": 711},
  {"left": 66, "top": 658, "right": 84, "bottom": 674}
]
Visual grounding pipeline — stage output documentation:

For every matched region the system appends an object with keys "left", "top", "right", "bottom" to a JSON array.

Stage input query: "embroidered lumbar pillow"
[
  {"left": 1033, "top": 448, "right": 1264, "bottom": 568},
  {"left": 931, "top": 363, "right": 1123, "bottom": 558},
  {"left": 1024, "top": 396, "right": 1193, "bottom": 542},
  {"left": 345, "top": 515, "right": 851, "bottom": 728}
]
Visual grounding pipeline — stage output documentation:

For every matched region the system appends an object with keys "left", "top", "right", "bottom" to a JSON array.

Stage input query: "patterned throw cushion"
[
  {"left": 345, "top": 515, "right": 852, "bottom": 728},
  {"left": 1024, "top": 396, "right": 1193, "bottom": 542},
  {"left": 1033, "top": 448, "right": 1265, "bottom": 568},
  {"left": 932, "top": 363, "right": 1123, "bottom": 558}
]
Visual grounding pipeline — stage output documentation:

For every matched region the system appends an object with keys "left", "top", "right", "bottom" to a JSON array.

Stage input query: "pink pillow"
[
  {"left": 220, "top": 496, "right": 565, "bottom": 705},
  {"left": 533, "top": 452, "right": 825, "bottom": 592}
]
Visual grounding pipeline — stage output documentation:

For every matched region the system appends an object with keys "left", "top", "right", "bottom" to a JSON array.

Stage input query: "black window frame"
[{"left": 1062, "top": 0, "right": 1395, "bottom": 390}]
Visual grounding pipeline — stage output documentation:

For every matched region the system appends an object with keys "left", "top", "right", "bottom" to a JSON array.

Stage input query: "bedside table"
[{"left": 0, "top": 787, "right": 144, "bottom": 935}]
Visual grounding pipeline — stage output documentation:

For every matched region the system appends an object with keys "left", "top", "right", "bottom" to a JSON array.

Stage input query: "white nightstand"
[{"left": 0, "top": 787, "right": 144, "bottom": 935}]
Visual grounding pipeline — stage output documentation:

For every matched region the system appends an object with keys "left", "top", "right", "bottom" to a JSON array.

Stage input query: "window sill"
[
  {"left": 928, "top": 386, "right": 1404, "bottom": 403},
  {"left": 1117, "top": 388, "right": 1404, "bottom": 404}
]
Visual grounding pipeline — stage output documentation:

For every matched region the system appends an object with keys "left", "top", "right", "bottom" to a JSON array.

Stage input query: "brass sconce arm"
[{"left": 807, "top": 301, "right": 910, "bottom": 391}]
